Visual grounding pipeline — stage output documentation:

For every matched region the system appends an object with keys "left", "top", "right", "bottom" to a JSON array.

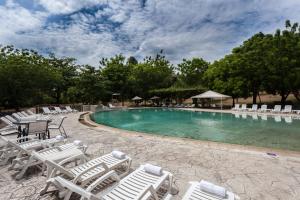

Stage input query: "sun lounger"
[
  {"left": 240, "top": 104, "right": 247, "bottom": 111},
  {"left": 281, "top": 105, "right": 292, "bottom": 113},
  {"left": 232, "top": 104, "right": 240, "bottom": 111},
  {"left": 258, "top": 104, "right": 268, "bottom": 112},
  {"left": 66, "top": 106, "right": 78, "bottom": 113},
  {"left": 40, "top": 151, "right": 132, "bottom": 194},
  {"left": 0, "top": 135, "right": 64, "bottom": 166},
  {"left": 14, "top": 142, "right": 87, "bottom": 179},
  {"left": 42, "top": 164, "right": 173, "bottom": 200},
  {"left": 271, "top": 105, "right": 281, "bottom": 113},
  {"left": 182, "top": 181, "right": 239, "bottom": 200},
  {"left": 248, "top": 104, "right": 258, "bottom": 112},
  {"left": 42, "top": 107, "right": 58, "bottom": 115},
  {"left": 54, "top": 107, "right": 69, "bottom": 114}
]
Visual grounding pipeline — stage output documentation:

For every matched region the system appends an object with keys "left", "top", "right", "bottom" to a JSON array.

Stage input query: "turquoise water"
[{"left": 91, "top": 108, "right": 300, "bottom": 151}]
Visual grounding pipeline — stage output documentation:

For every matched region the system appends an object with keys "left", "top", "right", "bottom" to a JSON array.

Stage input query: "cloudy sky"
[{"left": 1, "top": 0, "right": 300, "bottom": 66}]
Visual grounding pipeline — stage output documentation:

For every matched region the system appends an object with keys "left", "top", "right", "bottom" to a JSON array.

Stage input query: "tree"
[
  {"left": 46, "top": 54, "right": 78, "bottom": 104},
  {"left": 130, "top": 52, "right": 175, "bottom": 98},
  {"left": 264, "top": 20, "right": 300, "bottom": 104},
  {"left": 204, "top": 54, "right": 248, "bottom": 105},
  {"left": 177, "top": 58, "right": 209, "bottom": 86},
  {"left": 100, "top": 55, "right": 133, "bottom": 102}
]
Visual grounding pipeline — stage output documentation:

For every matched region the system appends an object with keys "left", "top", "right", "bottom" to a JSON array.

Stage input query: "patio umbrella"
[
  {"left": 150, "top": 96, "right": 160, "bottom": 100},
  {"left": 132, "top": 96, "right": 143, "bottom": 101}
]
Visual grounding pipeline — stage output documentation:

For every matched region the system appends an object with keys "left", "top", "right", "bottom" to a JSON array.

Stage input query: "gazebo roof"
[
  {"left": 191, "top": 90, "right": 231, "bottom": 99},
  {"left": 132, "top": 96, "right": 143, "bottom": 100}
]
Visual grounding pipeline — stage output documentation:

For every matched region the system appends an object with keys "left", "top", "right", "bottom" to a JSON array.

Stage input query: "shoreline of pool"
[{"left": 83, "top": 111, "right": 300, "bottom": 158}]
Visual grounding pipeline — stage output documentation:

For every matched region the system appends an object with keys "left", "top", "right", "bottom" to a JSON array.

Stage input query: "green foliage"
[{"left": 177, "top": 58, "right": 209, "bottom": 87}]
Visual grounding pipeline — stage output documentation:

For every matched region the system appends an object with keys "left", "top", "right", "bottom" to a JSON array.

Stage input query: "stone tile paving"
[{"left": 0, "top": 112, "right": 300, "bottom": 200}]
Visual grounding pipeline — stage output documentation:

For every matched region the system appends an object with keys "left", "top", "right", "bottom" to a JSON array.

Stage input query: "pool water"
[{"left": 91, "top": 108, "right": 300, "bottom": 151}]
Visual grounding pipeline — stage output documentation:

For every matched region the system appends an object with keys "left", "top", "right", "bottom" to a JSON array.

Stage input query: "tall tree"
[{"left": 177, "top": 58, "right": 209, "bottom": 87}]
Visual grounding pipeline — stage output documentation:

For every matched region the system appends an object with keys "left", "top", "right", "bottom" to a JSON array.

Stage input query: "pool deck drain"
[{"left": 0, "top": 112, "right": 300, "bottom": 200}]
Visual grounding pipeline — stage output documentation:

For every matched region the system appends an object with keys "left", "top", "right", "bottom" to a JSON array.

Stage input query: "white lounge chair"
[
  {"left": 54, "top": 107, "right": 68, "bottom": 114},
  {"left": 66, "top": 106, "right": 78, "bottom": 113},
  {"left": 0, "top": 135, "right": 64, "bottom": 166},
  {"left": 240, "top": 104, "right": 247, "bottom": 111},
  {"left": 182, "top": 181, "right": 239, "bottom": 200},
  {"left": 40, "top": 151, "right": 132, "bottom": 194},
  {"left": 42, "top": 107, "right": 58, "bottom": 115},
  {"left": 43, "top": 164, "right": 173, "bottom": 200},
  {"left": 248, "top": 104, "right": 258, "bottom": 112},
  {"left": 14, "top": 142, "right": 87, "bottom": 179},
  {"left": 108, "top": 103, "right": 115, "bottom": 108},
  {"left": 259, "top": 104, "right": 268, "bottom": 112},
  {"left": 281, "top": 105, "right": 292, "bottom": 113},
  {"left": 48, "top": 116, "right": 68, "bottom": 137},
  {"left": 26, "top": 110, "right": 36, "bottom": 115},
  {"left": 271, "top": 105, "right": 281, "bottom": 113},
  {"left": 232, "top": 104, "right": 240, "bottom": 111},
  {"left": 0, "top": 117, "right": 18, "bottom": 135}
]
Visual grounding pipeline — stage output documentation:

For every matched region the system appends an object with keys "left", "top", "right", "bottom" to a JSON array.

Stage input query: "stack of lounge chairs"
[{"left": 0, "top": 128, "right": 239, "bottom": 200}]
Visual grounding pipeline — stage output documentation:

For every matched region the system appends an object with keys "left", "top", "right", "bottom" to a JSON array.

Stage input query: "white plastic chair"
[
  {"left": 281, "top": 105, "right": 292, "bottom": 113},
  {"left": 259, "top": 104, "right": 268, "bottom": 112},
  {"left": 66, "top": 106, "right": 78, "bottom": 113},
  {"left": 182, "top": 181, "right": 240, "bottom": 200},
  {"left": 40, "top": 151, "right": 132, "bottom": 194},
  {"left": 43, "top": 164, "right": 173, "bottom": 200},
  {"left": 240, "top": 104, "right": 247, "bottom": 111},
  {"left": 271, "top": 105, "right": 281, "bottom": 113},
  {"left": 48, "top": 116, "right": 68, "bottom": 137},
  {"left": 232, "top": 104, "right": 240, "bottom": 111},
  {"left": 14, "top": 142, "right": 86, "bottom": 180},
  {"left": 42, "top": 107, "right": 58, "bottom": 115},
  {"left": 248, "top": 104, "right": 258, "bottom": 112}
]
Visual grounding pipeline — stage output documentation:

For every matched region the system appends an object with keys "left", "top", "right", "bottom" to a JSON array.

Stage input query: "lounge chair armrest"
[
  {"left": 86, "top": 170, "right": 120, "bottom": 192},
  {"left": 72, "top": 162, "right": 109, "bottom": 184}
]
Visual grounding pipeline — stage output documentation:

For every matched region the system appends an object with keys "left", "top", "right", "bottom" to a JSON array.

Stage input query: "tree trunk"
[
  {"left": 258, "top": 92, "right": 261, "bottom": 104},
  {"left": 232, "top": 97, "right": 235, "bottom": 107},
  {"left": 252, "top": 90, "right": 257, "bottom": 104},
  {"left": 280, "top": 91, "right": 290, "bottom": 105},
  {"left": 293, "top": 91, "right": 300, "bottom": 102}
]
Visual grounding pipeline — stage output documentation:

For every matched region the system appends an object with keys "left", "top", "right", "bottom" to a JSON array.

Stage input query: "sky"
[{"left": 1, "top": 0, "right": 300, "bottom": 66}]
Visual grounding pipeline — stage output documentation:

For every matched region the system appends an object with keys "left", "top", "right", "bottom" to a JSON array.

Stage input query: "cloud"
[{"left": 1, "top": 0, "right": 300, "bottom": 66}]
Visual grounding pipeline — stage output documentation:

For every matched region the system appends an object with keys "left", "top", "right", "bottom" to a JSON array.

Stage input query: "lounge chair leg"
[{"left": 16, "top": 155, "right": 34, "bottom": 180}]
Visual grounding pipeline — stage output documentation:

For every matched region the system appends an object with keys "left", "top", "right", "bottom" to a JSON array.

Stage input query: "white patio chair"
[
  {"left": 5, "top": 115, "right": 18, "bottom": 123},
  {"left": 248, "top": 104, "right": 258, "bottom": 112},
  {"left": 240, "top": 104, "right": 247, "bottom": 111},
  {"left": 281, "top": 105, "right": 292, "bottom": 113},
  {"left": 0, "top": 135, "right": 64, "bottom": 166},
  {"left": 258, "top": 104, "right": 268, "bottom": 112},
  {"left": 43, "top": 164, "right": 173, "bottom": 200},
  {"left": 48, "top": 116, "right": 68, "bottom": 137},
  {"left": 21, "top": 111, "right": 29, "bottom": 117},
  {"left": 0, "top": 116, "right": 18, "bottom": 133},
  {"left": 42, "top": 107, "right": 58, "bottom": 115},
  {"left": 12, "top": 113, "right": 22, "bottom": 121},
  {"left": 26, "top": 110, "right": 35, "bottom": 115},
  {"left": 17, "top": 112, "right": 27, "bottom": 117},
  {"left": 271, "top": 105, "right": 281, "bottom": 113},
  {"left": 40, "top": 151, "right": 132, "bottom": 194},
  {"left": 14, "top": 142, "right": 87, "bottom": 179},
  {"left": 66, "top": 106, "right": 78, "bottom": 113},
  {"left": 54, "top": 107, "right": 68, "bottom": 114},
  {"left": 231, "top": 104, "right": 240, "bottom": 111},
  {"left": 182, "top": 181, "right": 240, "bottom": 200}
]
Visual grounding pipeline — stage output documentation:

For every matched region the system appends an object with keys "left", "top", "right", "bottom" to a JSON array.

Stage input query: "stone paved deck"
[{"left": 0, "top": 112, "right": 300, "bottom": 200}]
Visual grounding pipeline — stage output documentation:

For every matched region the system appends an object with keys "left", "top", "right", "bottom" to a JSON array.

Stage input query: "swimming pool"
[{"left": 91, "top": 108, "right": 300, "bottom": 151}]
